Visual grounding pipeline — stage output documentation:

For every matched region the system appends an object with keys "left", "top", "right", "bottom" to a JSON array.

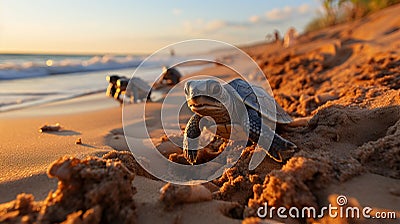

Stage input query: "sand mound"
[
  {"left": 353, "top": 118, "right": 400, "bottom": 179},
  {"left": 102, "top": 150, "right": 156, "bottom": 179},
  {"left": 246, "top": 157, "right": 332, "bottom": 216},
  {"left": 160, "top": 183, "right": 212, "bottom": 209},
  {"left": 213, "top": 147, "right": 266, "bottom": 205},
  {"left": 0, "top": 152, "right": 137, "bottom": 224}
]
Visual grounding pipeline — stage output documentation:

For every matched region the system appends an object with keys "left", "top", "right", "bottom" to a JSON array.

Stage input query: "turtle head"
[
  {"left": 106, "top": 75, "right": 120, "bottom": 84},
  {"left": 184, "top": 79, "right": 230, "bottom": 117}
]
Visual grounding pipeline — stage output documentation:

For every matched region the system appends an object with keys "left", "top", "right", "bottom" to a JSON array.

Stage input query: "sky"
[{"left": 0, "top": 0, "right": 321, "bottom": 55}]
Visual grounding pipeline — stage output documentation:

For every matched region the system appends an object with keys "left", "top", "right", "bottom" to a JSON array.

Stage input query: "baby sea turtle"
[
  {"left": 183, "top": 78, "right": 296, "bottom": 165},
  {"left": 113, "top": 77, "right": 152, "bottom": 104}
]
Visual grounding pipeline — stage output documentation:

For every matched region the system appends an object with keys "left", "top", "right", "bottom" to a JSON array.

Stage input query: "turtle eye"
[{"left": 211, "top": 82, "right": 221, "bottom": 95}]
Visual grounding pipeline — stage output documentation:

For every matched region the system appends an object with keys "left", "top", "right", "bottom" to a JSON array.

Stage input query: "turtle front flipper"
[{"left": 183, "top": 114, "right": 202, "bottom": 164}]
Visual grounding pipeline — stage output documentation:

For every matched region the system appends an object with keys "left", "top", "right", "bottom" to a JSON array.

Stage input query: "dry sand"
[
  {"left": 1, "top": 4, "right": 400, "bottom": 223},
  {"left": 0, "top": 94, "right": 120, "bottom": 200}
]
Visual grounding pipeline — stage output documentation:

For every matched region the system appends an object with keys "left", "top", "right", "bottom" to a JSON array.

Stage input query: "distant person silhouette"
[
  {"left": 170, "top": 49, "right": 175, "bottom": 56},
  {"left": 274, "top": 29, "right": 281, "bottom": 43},
  {"left": 284, "top": 27, "right": 298, "bottom": 48}
]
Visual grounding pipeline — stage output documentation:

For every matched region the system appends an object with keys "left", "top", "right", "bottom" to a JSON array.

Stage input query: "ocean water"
[{"left": 0, "top": 54, "right": 212, "bottom": 112}]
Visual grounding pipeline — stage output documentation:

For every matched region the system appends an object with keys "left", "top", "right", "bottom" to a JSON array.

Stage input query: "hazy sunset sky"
[{"left": 1, "top": 0, "right": 320, "bottom": 54}]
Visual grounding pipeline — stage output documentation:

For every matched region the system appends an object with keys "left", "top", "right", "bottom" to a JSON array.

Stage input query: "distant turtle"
[
  {"left": 159, "top": 66, "right": 181, "bottom": 85},
  {"left": 183, "top": 78, "right": 296, "bottom": 165},
  {"left": 106, "top": 75, "right": 123, "bottom": 97},
  {"left": 115, "top": 77, "right": 152, "bottom": 104}
]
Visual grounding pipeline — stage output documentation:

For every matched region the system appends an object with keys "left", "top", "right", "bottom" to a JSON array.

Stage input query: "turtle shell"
[
  {"left": 129, "top": 77, "right": 152, "bottom": 92},
  {"left": 226, "top": 78, "right": 292, "bottom": 124}
]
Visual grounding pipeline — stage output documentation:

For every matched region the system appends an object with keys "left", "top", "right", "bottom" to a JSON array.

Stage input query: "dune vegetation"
[{"left": 305, "top": 0, "right": 400, "bottom": 32}]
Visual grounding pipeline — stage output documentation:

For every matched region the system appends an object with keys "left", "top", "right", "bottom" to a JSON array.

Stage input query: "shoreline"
[{"left": 0, "top": 61, "right": 212, "bottom": 113}]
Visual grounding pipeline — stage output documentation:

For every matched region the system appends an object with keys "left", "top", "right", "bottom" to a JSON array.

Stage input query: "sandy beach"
[
  {"left": 0, "top": 94, "right": 120, "bottom": 200},
  {"left": 1, "top": 3, "right": 400, "bottom": 223}
]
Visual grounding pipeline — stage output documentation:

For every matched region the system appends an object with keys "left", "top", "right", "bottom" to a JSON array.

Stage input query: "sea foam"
[{"left": 0, "top": 55, "right": 144, "bottom": 80}]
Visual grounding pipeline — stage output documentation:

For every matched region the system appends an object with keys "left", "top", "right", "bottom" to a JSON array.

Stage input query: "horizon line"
[{"left": 0, "top": 50, "right": 151, "bottom": 56}]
